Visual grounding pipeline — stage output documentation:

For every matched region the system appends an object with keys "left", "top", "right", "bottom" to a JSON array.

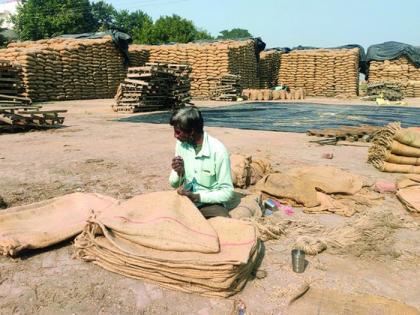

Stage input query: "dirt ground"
[{"left": 1, "top": 97, "right": 420, "bottom": 314}]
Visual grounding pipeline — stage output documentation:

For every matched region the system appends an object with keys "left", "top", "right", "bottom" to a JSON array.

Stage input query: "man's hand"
[
  {"left": 171, "top": 156, "right": 184, "bottom": 176},
  {"left": 177, "top": 185, "right": 200, "bottom": 203}
]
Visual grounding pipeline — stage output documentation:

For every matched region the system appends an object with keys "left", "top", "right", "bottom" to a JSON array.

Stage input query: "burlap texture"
[
  {"left": 74, "top": 194, "right": 262, "bottom": 297},
  {"left": 0, "top": 193, "right": 118, "bottom": 257}
]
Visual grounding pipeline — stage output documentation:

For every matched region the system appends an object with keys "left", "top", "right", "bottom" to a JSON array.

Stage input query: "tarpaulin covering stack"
[
  {"left": 74, "top": 191, "right": 262, "bottom": 297},
  {"left": 129, "top": 39, "right": 260, "bottom": 99},
  {"left": 259, "top": 50, "right": 282, "bottom": 88},
  {"left": 368, "top": 122, "right": 420, "bottom": 174},
  {"left": 367, "top": 41, "right": 420, "bottom": 97},
  {"left": 368, "top": 58, "right": 420, "bottom": 97},
  {"left": 278, "top": 48, "right": 360, "bottom": 97},
  {"left": 0, "top": 193, "right": 118, "bottom": 257},
  {"left": 0, "top": 36, "right": 127, "bottom": 101}
]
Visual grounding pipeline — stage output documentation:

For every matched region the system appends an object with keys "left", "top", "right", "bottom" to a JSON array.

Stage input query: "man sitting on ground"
[{"left": 169, "top": 106, "right": 234, "bottom": 218}]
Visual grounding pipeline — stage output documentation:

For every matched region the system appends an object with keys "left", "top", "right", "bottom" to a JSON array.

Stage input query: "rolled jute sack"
[
  {"left": 371, "top": 160, "right": 420, "bottom": 174},
  {"left": 374, "top": 122, "right": 420, "bottom": 149},
  {"left": 368, "top": 146, "right": 420, "bottom": 165}
]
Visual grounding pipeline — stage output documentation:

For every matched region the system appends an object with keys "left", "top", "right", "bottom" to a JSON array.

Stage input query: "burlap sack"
[
  {"left": 97, "top": 191, "right": 220, "bottom": 253},
  {"left": 255, "top": 166, "right": 364, "bottom": 208},
  {"left": 0, "top": 192, "right": 118, "bottom": 257},
  {"left": 75, "top": 210, "right": 262, "bottom": 297},
  {"left": 230, "top": 154, "right": 252, "bottom": 188},
  {"left": 249, "top": 158, "right": 272, "bottom": 185},
  {"left": 229, "top": 193, "right": 263, "bottom": 219}
]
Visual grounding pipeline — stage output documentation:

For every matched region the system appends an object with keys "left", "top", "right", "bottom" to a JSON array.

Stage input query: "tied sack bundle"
[
  {"left": 74, "top": 191, "right": 262, "bottom": 297},
  {"left": 368, "top": 122, "right": 420, "bottom": 174},
  {"left": 230, "top": 154, "right": 272, "bottom": 188}
]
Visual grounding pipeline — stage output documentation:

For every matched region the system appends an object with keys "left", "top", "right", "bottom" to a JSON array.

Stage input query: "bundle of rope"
[{"left": 368, "top": 122, "right": 420, "bottom": 173}]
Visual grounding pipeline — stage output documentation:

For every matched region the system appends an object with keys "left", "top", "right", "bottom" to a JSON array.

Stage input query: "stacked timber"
[
  {"left": 210, "top": 74, "right": 241, "bottom": 101},
  {"left": 0, "top": 36, "right": 128, "bottom": 101},
  {"left": 113, "top": 62, "right": 191, "bottom": 113},
  {"left": 259, "top": 50, "right": 282, "bottom": 88},
  {"left": 278, "top": 48, "right": 360, "bottom": 97},
  {"left": 129, "top": 39, "right": 259, "bottom": 100},
  {"left": 0, "top": 60, "right": 23, "bottom": 96}
]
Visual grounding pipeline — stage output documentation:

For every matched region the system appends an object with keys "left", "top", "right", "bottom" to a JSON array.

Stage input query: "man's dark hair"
[{"left": 169, "top": 106, "right": 204, "bottom": 134}]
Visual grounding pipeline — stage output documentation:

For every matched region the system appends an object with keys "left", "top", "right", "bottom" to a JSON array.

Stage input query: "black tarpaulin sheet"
[
  {"left": 117, "top": 103, "right": 420, "bottom": 133},
  {"left": 366, "top": 41, "right": 420, "bottom": 67}
]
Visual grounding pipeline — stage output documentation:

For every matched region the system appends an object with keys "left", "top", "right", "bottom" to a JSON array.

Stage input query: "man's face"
[{"left": 173, "top": 126, "right": 194, "bottom": 144}]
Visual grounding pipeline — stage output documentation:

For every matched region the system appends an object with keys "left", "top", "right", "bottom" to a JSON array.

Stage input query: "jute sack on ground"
[
  {"left": 255, "top": 166, "right": 364, "bottom": 209},
  {"left": 0, "top": 192, "right": 118, "bottom": 257},
  {"left": 74, "top": 192, "right": 262, "bottom": 297},
  {"left": 396, "top": 174, "right": 420, "bottom": 213},
  {"left": 230, "top": 154, "right": 252, "bottom": 188},
  {"left": 96, "top": 191, "right": 220, "bottom": 253},
  {"left": 228, "top": 192, "right": 263, "bottom": 219},
  {"left": 249, "top": 158, "right": 272, "bottom": 185}
]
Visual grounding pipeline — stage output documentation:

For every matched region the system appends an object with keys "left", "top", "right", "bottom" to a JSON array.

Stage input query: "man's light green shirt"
[{"left": 169, "top": 132, "right": 234, "bottom": 204}]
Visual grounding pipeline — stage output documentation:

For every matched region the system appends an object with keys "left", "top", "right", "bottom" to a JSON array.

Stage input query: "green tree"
[
  {"left": 143, "top": 14, "right": 212, "bottom": 44},
  {"left": 91, "top": 0, "right": 117, "bottom": 31},
  {"left": 217, "top": 28, "right": 252, "bottom": 39},
  {"left": 11, "top": 0, "right": 96, "bottom": 41},
  {"left": 114, "top": 9, "right": 153, "bottom": 43}
]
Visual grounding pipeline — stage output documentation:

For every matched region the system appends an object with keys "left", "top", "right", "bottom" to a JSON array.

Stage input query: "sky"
[{"left": 105, "top": 0, "right": 420, "bottom": 50}]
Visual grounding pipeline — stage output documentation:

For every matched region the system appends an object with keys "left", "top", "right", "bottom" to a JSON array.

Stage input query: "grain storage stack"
[
  {"left": 259, "top": 50, "right": 282, "bottom": 88},
  {"left": 129, "top": 39, "right": 259, "bottom": 100},
  {"left": 278, "top": 48, "right": 359, "bottom": 96},
  {"left": 368, "top": 57, "right": 420, "bottom": 96},
  {"left": 0, "top": 36, "right": 128, "bottom": 101}
]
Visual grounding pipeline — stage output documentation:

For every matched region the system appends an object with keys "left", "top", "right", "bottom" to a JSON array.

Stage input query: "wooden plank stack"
[
  {"left": 129, "top": 39, "right": 259, "bottom": 100},
  {"left": 0, "top": 36, "right": 128, "bottom": 101},
  {"left": 307, "top": 125, "right": 380, "bottom": 142},
  {"left": 278, "top": 48, "right": 360, "bottom": 97},
  {"left": 259, "top": 50, "right": 282, "bottom": 88},
  {"left": 368, "top": 57, "right": 420, "bottom": 97},
  {"left": 210, "top": 74, "right": 241, "bottom": 101},
  {"left": 112, "top": 62, "right": 191, "bottom": 113},
  {"left": 0, "top": 60, "right": 23, "bottom": 96}
]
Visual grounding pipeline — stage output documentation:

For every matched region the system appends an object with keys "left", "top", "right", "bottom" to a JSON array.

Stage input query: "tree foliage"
[
  {"left": 91, "top": 0, "right": 116, "bottom": 31},
  {"left": 141, "top": 15, "right": 212, "bottom": 44},
  {"left": 114, "top": 10, "right": 153, "bottom": 43},
  {"left": 11, "top": 0, "right": 96, "bottom": 41},
  {"left": 217, "top": 28, "right": 252, "bottom": 39}
]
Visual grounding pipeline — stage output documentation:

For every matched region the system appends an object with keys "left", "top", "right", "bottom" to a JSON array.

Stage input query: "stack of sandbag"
[
  {"left": 0, "top": 36, "right": 127, "bottom": 101},
  {"left": 243, "top": 88, "right": 305, "bottom": 101},
  {"left": 368, "top": 122, "right": 420, "bottom": 174},
  {"left": 396, "top": 174, "right": 420, "bottom": 213},
  {"left": 74, "top": 191, "right": 261, "bottom": 297},
  {"left": 230, "top": 154, "right": 272, "bottom": 188},
  {"left": 129, "top": 39, "right": 259, "bottom": 99},
  {"left": 278, "top": 48, "right": 359, "bottom": 97},
  {"left": 0, "top": 193, "right": 118, "bottom": 257},
  {"left": 255, "top": 166, "right": 367, "bottom": 217},
  {"left": 259, "top": 50, "right": 282, "bottom": 88},
  {"left": 113, "top": 62, "right": 191, "bottom": 113},
  {"left": 368, "top": 57, "right": 420, "bottom": 96}
]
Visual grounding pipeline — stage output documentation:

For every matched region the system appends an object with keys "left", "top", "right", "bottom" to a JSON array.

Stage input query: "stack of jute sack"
[
  {"left": 243, "top": 88, "right": 305, "bottom": 101},
  {"left": 129, "top": 39, "right": 259, "bottom": 99},
  {"left": 0, "top": 36, "right": 127, "bottom": 101},
  {"left": 113, "top": 62, "right": 191, "bottom": 113},
  {"left": 74, "top": 191, "right": 262, "bottom": 297},
  {"left": 368, "top": 122, "right": 420, "bottom": 174},
  {"left": 368, "top": 57, "right": 420, "bottom": 97},
  {"left": 278, "top": 48, "right": 359, "bottom": 97},
  {"left": 259, "top": 50, "right": 282, "bottom": 88}
]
